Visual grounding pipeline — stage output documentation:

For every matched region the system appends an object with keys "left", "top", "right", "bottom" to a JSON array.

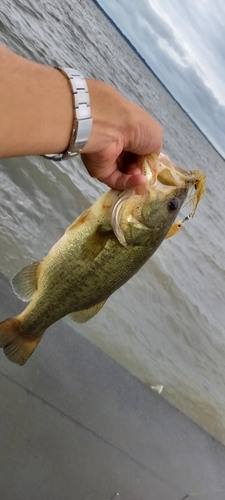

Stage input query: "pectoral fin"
[
  {"left": 79, "top": 229, "right": 113, "bottom": 262},
  {"left": 11, "top": 261, "right": 41, "bottom": 302},
  {"left": 65, "top": 208, "right": 91, "bottom": 233},
  {"left": 66, "top": 208, "right": 112, "bottom": 261},
  {"left": 68, "top": 300, "right": 107, "bottom": 323}
]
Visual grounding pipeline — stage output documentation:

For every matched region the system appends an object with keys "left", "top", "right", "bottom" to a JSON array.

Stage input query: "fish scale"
[{"left": 0, "top": 154, "right": 202, "bottom": 366}]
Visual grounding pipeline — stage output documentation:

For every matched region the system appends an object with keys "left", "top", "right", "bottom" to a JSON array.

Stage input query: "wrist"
[
  {"left": 82, "top": 78, "right": 129, "bottom": 154},
  {"left": 43, "top": 69, "right": 93, "bottom": 161}
]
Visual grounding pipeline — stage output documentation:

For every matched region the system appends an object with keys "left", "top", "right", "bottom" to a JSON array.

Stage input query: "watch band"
[{"left": 43, "top": 68, "right": 93, "bottom": 161}]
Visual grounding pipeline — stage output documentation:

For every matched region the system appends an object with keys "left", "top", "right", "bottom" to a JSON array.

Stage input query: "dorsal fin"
[{"left": 11, "top": 261, "right": 40, "bottom": 302}]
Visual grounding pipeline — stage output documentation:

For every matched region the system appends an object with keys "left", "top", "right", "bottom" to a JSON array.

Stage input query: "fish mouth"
[
  {"left": 110, "top": 153, "right": 197, "bottom": 246},
  {"left": 138, "top": 153, "right": 196, "bottom": 191}
]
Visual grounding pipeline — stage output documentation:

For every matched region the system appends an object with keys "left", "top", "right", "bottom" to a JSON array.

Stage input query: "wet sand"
[{"left": 0, "top": 272, "right": 225, "bottom": 500}]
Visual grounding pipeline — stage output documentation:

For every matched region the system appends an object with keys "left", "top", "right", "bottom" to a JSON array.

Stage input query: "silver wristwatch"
[{"left": 43, "top": 68, "right": 93, "bottom": 161}]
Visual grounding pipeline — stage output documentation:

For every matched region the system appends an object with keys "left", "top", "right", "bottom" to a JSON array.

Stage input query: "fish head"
[{"left": 111, "top": 153, "right": 196, "bottom": 247}]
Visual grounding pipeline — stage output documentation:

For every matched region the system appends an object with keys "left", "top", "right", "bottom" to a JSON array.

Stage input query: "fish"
[{"left": 0, "top": 153, "right": 200, "bottom": 366}]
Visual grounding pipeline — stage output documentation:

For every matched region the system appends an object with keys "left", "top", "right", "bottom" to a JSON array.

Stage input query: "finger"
[
  {"left": 125, "top": 173, "right": 147, "bottom": 189},
  {"left": 126, "top": 167, "right": 143, "bottom": 176},
  {"left": 103, "top": 169, "right": 147, "bottom": 190},
  {"left": 124, "top": 162, "right": 144, "bottom": 177}
]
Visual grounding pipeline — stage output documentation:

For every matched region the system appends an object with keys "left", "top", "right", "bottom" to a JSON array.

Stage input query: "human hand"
[
  {"left": 0, "top": 46, "right": 161, "bottom": 185},
  {"left": 81, "top": 79, "right": 162, "bottom": 190}
]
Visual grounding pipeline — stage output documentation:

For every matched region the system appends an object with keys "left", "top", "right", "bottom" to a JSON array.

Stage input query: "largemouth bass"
[{"left": 0, "top": 153, "right": 199, "bottom": 366}]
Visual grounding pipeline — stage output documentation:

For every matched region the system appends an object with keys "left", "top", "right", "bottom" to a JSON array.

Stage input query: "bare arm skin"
[{"left": 0, "top": 45, "right": 162, "bottom": 190}]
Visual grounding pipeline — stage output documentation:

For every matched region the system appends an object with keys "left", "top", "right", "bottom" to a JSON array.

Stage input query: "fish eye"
[{"left": 167, "top": 198, "right": 179, "bottom": 211}]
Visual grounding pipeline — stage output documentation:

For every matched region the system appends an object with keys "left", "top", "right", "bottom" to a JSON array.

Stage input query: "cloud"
[
  {"left": 150, "top": 0, "right": 225, "bottom": 104},
  {"left": 97, "top": 0, "right": 225, "bottom": 155},
  {"left": 101, "top": 0, "right": 187, "bottom": 63}
]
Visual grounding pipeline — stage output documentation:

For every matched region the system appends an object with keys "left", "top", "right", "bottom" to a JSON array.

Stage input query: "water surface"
[{"left": 1, "top": 0, "right": 225, "bottom": 443}]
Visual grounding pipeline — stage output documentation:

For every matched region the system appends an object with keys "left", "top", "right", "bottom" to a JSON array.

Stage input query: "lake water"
[{"left": 1, "top": 0, "right": 225, "bottom": 444}]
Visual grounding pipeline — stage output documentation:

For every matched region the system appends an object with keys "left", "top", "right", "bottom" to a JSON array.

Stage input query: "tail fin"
[{"left": 0, "top": 318, "right": 42, "bottom": 366}]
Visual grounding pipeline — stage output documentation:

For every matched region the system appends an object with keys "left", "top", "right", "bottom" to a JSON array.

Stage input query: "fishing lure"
[
  {"left": 189, "top": 169, "right": 207, "bottom": 217},
  {"left": 166, "top": 169, "right": 206, "bottom": 239}
]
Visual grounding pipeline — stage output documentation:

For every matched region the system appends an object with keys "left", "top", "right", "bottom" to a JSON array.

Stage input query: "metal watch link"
[{"left": 43, "top": 68, "right": 93, "bottom": 161}]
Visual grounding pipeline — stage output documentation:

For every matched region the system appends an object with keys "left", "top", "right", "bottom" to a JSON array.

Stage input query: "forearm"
[
  {"left": 0, "top": 45, "right": 73, "bottom": 158},
  {"left": 0, "top": 45, "right": 162, "bottom": 190}
]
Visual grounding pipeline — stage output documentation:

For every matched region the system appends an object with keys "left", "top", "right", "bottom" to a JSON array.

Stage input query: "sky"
[{"left": 97, "top": 0, "right": 225, "bottom": 157}]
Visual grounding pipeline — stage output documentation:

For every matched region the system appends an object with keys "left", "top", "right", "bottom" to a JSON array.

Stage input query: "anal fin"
[{"left": 68, "top": 300, "right": 107, "bottom": 323}]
